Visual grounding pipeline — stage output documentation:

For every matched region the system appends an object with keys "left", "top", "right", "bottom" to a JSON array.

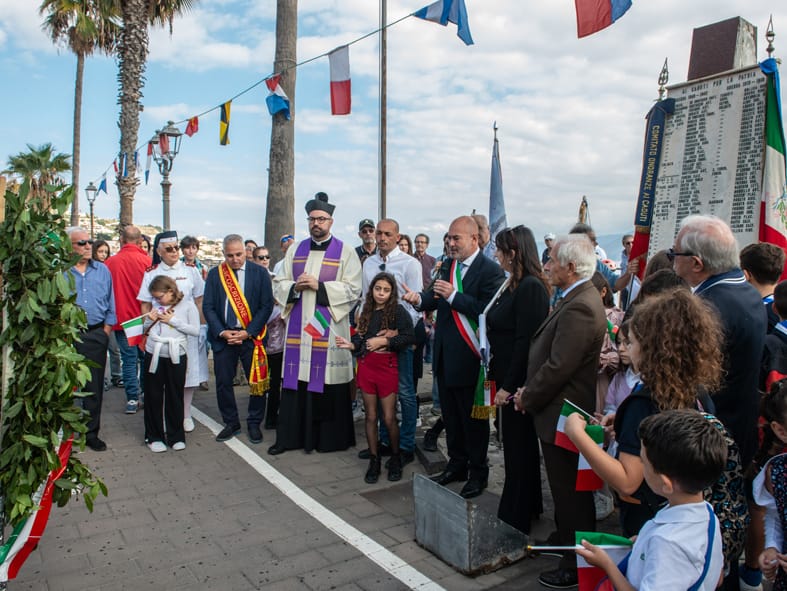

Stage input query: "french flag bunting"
[
  {"left": 185, "top": 116, "right": 199, "bottom": 137},
  {"left": 113, "top": 159, "right": 119, "bottom": 177},
  {"left": 575, "top": 0, "right": 632, "bottom": 38},
  {"left": 265, "top": 75, "right": 291, "bottom": 120},
  {"left": 414, "top": 0, "right": 474, "bottom": 46},
  {"left": 329, "top": 45, "right": 351, "bottom": 116},
  {"left": 145, "top": 142, "right": 153, "bottom": 185},
  {"left": 121, "top": 153, "right": 128, "bottom": 177},
  {"left": 158, "top": 132, "right": 170, "bottom": 155}
]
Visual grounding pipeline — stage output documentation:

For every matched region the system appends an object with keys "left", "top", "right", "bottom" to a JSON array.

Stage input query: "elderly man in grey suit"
[{"left": 515, "top": 234, "right": 606, "bottom": 589}]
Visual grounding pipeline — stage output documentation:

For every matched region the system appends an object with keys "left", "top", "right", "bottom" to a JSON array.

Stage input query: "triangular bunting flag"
[
  {"left": 414, "top": 0, "right": 474, "bottom": 46},
  {"left": 97, "top": 175, "right": 107, "bottom": 195},
  {"left": 265, "top": 75, "right": 291, "bottom": 120}
]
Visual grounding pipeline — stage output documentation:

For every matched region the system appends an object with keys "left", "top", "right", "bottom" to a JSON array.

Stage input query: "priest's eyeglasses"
[{"left": 307, "top": 216, "right": 332, "bottom": 224}]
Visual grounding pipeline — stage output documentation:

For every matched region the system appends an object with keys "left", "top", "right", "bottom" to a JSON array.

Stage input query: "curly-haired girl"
[{"left": 565, "top": 288, "right": 724, "bottom": 536}]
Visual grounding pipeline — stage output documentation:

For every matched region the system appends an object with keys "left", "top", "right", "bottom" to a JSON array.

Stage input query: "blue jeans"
[
  {"left": 380, "top": 347, "right": 416, "bottom": 453},
  {"left": 114, "top": 330, "right": 143, "bottom": 402}
]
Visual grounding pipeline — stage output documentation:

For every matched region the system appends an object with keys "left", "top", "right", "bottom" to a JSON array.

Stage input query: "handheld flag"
[
  {"left": 185, "top": 116, "right": 199, "bottom": 137},
  {"left": 759, "top": 58, "right": 787, "bottom": 277},
  {"left": 414, "top": 0, "right": 474, "bottom": 46},
  {"left": 576, "top": 424, "right": 605, "bottom": 491},
  {"left": 304, "top": 309, "right": 330, "bottom": 339},
  {"left": 555, "top": 399, "right": 593, "bottom": 453},
  {"left": 220, "top": 101, "right": 231, "bottom": 145},
  {"left": 575, "top": 0, "right": 632, "bottom": 38},
  {"left": 329, "top": 46, "right": 351, "bottom": 116},
  {"left": 576, "top": 531, "right": 632, "bottom": 591},
  {"left": 121, "top": 314, "right": 146, "bottom": 346},
  {"left": 265, "top": 75, "right": 291, "bottom": 120}
]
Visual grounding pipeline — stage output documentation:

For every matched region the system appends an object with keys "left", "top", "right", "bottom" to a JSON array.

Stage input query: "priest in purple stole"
[{"left": 268, "top": 192, "right": 362, "bottom": 455}]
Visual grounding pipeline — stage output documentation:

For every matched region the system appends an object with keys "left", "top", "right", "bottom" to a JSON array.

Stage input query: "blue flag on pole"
[
  {"left": 488, "top": 126, "right": 507, "bottom": 251},
  {"left": 414, "top": 0, "right": 474, "bottom": 46}
]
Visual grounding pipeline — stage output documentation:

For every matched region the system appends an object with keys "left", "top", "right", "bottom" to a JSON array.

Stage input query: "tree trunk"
[
  {"left": 117, "top": 0, "right": 148, "bottom": 227},
  {"left": 265, "top": 0, "right": 297, "bottom": 265},
  {"left": 70, "top": 52, "right": 84, "bottom": 227}
]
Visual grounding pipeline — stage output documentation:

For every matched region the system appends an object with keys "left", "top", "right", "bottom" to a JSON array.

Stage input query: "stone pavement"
[{"left": 10, "top": 365, "right": 614, "bottom": 591}]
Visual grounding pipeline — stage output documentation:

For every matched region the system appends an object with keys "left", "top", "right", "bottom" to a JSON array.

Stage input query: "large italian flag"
[
  {"left": 759, "top": 58, "right": 787, "bottom": 279},
  {"left": 576, "top": 531, "right": 632, "bottom": 591}
]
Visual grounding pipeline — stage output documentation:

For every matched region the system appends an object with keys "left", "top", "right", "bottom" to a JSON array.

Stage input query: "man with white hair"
[
  {"left": 515, "top": 234, "right": 606, "bottom": 588},
  {"left": 672, "top": 215, "right": 765, "bottom": 466}
]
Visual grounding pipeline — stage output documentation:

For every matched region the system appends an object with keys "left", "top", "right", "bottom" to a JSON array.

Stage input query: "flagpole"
[{"left": 379, "top": 0, "right": 388, "bottom": 220}]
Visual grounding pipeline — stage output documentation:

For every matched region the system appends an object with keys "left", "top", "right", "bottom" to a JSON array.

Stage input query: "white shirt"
[
  {"left": 627, "top": 501, "right": 723, "bottom": 591},
  {"left": 137, "top": 260, "right": 205, "bottom": 304},
  {"left": 362, "top": 246, "right": 423, "bottom": 325}
]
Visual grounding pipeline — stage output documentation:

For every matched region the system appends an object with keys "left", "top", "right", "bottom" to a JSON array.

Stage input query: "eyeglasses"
[
  {"left": 623, "top": 241, "right": 634, "bottom": 247},
  {"left": 666, "top": 247, "right": 695, "bottom": 261},
  {"left": 256, "top": 255, "right": 270, "bottom": 260},
  {"left": 307, "top": 216, "right": 332, "bottom": 224},
  {"left": 162, "top": 246, "right": 179, "bottom": 253},
  {"left": 74, "top": 239, "right": 94, "bottom": 246},
  {"left": 360, "top": 228, "right": 375, "bottom": 234}
]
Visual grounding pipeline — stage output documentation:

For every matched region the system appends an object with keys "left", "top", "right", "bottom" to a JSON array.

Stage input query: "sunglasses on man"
[
  {"left": 74, "top": 239, "right": 94, "bottom": 246},
  {"left": 256, "top": 255, "right": 270, "bottom": 261}
]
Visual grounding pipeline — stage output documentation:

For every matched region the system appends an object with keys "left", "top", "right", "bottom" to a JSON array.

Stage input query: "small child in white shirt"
[{"left": 577, "top": 409, "right": 727, "bottom": 590}]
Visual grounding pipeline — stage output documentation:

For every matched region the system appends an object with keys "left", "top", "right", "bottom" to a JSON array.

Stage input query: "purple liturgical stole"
[{"left": 283, "top": 237, "right": 343, "bottom": 393}]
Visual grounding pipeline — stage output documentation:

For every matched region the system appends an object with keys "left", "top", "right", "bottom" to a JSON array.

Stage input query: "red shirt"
[{"left": 105, "top": 243, "right": 152, "bottom": 328}]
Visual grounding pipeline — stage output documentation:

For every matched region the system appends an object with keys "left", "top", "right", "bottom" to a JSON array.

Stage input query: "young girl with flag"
[
  {"left": 335, "top": 273, "right": 414, "bottom": 483},
  {"left": 143, "top": 276, "right": 200, "bottom": 452},
  {"left": 563, "top": 289, "right": 724, "bottom": 537}
]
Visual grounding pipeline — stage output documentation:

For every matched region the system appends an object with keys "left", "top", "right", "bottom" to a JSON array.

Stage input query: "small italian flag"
[
  {"left": 304, "top": 309, "right": 330, "bottom": 339},
  {"left": 121, "top": 314, "right": 146, "bottom": 346},
  {"left": 576, "top": 531, "right": 632, "bottom": 591},
  {"left": 555, "top": 399, "right": 592, "bottom": 452},
  {"left": 576, "top": 424, "right": 605, "bottom": 491}
]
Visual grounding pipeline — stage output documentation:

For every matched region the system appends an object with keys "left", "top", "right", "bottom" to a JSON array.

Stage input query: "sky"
[{"left": 0, "top": 0, "right": 784, "bottom": 253}]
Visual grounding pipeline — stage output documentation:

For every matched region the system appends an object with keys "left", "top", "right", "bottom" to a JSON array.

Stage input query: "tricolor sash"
[
  {"left": 219, "top": 262, "right": 269, "bottom": 395},
  {"left": 449, "top": 259, "right": 495, "bottom": 419},
  {"left": 283, "top": 237, "right": 344, "bottom": 393}
]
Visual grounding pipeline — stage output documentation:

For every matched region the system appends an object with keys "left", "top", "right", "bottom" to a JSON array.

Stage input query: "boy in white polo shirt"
[{"left": 577, "top": 410, "right": 727, "bottom": 591}]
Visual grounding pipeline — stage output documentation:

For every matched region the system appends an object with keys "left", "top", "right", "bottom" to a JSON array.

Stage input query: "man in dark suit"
[
  {"left": 204, "top": 234, "right": 274, "bottom": 444},
  {"left": 515, "top": 234, "right": 606, "bottom": 589},
  {"left": 403, "top": 216, "right": 505, "bottom": 499}
]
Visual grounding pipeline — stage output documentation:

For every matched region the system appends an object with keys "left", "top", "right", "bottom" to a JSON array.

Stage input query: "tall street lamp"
[
  {"left": 85, "top": 181, "right": 98, "bottom": 239},
  {"left": 150, "top": 120, "right": 183, "bottom": 230}
]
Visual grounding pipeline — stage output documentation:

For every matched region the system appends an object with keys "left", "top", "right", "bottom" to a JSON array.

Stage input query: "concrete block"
[{"left": 413, "top": 474, "right": 527, "bottom": 575}]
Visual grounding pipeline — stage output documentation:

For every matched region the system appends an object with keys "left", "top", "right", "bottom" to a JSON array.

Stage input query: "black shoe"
[
  {"left": 248, "top": 424, "right": 263, "bottom": 444},
  {"left": 387, "top": 454, "right": 403, "bottom": 481},
  {"left": 423, "top": 430, "right": 439, "bottom": 452},
  {"left": 431, "top": 469, "right": 468, "bottom": 485},
  {"left": 216, "top": 424, "right": 241, "bottom": 442},
  {"left": 264, "top": 420, "right": 278, "bottom": 430},
  {"left": 268, "top": 443, "right": 286, "bottom": 455},
  {"left": 358, "top": 443, "right": 393, "bottom": 459},
  {"left": 459, "top": 478, "right": 487, "bottom": 499},
  {"left": 365, "top": 455, "right": 381, "bottom": 484},
  {"left": 85, "top": 437, "right": 107, "bottom": 452},
  {"left": 385, "top": 450, "right": 414, "bottom": 469},
  {"left": 538, "top": 568, "right": 578, "bottom": 589}
]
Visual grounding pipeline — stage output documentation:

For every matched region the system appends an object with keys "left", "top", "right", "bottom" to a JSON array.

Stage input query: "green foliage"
[{"left": 0, "top": 180, "right": 106, "bottom": 526}]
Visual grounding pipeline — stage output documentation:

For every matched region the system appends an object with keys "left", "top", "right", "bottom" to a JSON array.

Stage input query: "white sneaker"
[
  {"left": 183, "top": 417, "right": 195, "bottom": 432},
  {"left": 148, "top": 441, "right": 167, "bottom": 453},
  {"left": 172, "top": 441, "right": 186, "bottom": 451},
  {"left": 352, "top": 403, "right": 365, "bottom": 422}
]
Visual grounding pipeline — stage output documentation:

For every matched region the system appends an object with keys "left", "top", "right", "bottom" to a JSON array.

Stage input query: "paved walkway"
[{"left": 10, "top": 366, "right": 589, "bottom": 591}]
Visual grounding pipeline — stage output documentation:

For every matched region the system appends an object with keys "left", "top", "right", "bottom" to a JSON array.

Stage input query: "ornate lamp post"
[
  {"left": 85, "top": 181, "right": 98, "bottom": 239},
  {"left": 150, "top": 120, "right": 183, "bottom": 230}
]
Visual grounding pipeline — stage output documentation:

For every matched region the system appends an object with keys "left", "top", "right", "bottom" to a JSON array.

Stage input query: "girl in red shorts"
[{"left": 336, "top": 272, "right": 414, "bottom": 483}]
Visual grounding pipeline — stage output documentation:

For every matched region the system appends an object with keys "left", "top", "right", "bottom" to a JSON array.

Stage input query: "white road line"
[{"left": 191, "top": 407, "right": 445, "bottom": 591}]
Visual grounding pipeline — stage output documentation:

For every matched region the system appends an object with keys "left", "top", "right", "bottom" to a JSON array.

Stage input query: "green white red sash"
[
  {"left": 449, "top": 259, "right": 495, "bottom": 419},
  {"left": 219, "top": 262, "right": 269, "bottom": 395}
]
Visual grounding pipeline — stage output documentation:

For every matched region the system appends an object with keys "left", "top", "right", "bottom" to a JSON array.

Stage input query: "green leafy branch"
[{"left": 0, "top": 181, "right": 107, "bottom": 526}]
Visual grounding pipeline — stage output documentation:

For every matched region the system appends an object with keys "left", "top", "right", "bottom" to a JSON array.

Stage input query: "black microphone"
[{"left": 426, "top": 258, "right": 451, "bottom": 291}]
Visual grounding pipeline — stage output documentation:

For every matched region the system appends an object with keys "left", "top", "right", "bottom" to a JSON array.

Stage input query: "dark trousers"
[
  {"left": 143, "top": 353, "right": 186, "bottom": 445},
  {"left": 75, "top": 327, "right": 109, "bottom": 441},
  {"left": 439, "top": 374, "right": 489, "bottom": 481},
  {"left": 265, "top": 351, "right": 283, "bottom": 428},
  {"left": 214, "top": 341, "right": 266, "bottom": 427},
  {"left": 541, "top": 441, "right": 596, "bottom": 571}
]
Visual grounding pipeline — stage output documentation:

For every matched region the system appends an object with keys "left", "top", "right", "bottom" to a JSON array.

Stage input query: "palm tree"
[
  {"left": 40, "top": 0, "right": 120, "bottom": 226},
  {"left": 116, "top": 0, "right": 196, "bottom": 227},
  {"left": 4, "top": 143, "right": 71, "bottom": 196}
]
